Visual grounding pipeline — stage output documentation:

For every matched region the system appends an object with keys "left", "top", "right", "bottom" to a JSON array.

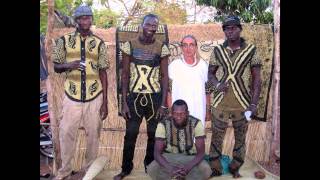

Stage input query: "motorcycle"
[{"left": 40, "top": 92, "right": 54, "bottom": 159}]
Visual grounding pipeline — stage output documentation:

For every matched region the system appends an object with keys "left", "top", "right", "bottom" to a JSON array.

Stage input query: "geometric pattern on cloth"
[
  {"left": 168, "top": 24, "right": 273, "bottom": 121},
  {"left": 116, "top": 24, "right": 169, "bottom": 116},
  {"left": 210, "top": 43, "right": 256, "bottom": 110},
  {"left": 116, "top": 24, "right": 274, "bottom": 121}
]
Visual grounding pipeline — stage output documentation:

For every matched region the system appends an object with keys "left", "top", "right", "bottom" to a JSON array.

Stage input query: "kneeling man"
[{"left": 147, "top": 99, "right": 212, "bottom": 180}]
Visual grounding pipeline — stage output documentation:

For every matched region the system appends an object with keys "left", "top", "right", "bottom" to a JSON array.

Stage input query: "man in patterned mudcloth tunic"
[
  {"left": 114, "top": 14, "right": 170, "bottom": 180},
  {"left": 207, "top": 15, "right": 262, "bottom": 178},
  {"left": 52, "top": 5, "right": 109, "bottom": 180},
  {"left": 147, "top": 99, "right": 212, "bottom": 180}
]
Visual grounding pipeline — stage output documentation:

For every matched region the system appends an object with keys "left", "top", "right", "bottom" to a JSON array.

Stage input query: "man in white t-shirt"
[{"left": 168, "top": 35, "right": 209, "bottom": 127}]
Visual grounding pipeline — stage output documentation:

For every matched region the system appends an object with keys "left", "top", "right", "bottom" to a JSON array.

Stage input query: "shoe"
[
  {"left": 144, "top": 165, "right": 147, "bottom": 173},
  {"left": 113, "top": 171, "right": 130, "bottom": 180}
]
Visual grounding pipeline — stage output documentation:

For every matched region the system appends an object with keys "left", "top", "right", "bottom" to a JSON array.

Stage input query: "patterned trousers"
[{"left": 209, "top": 108, "right": 248, "bottom": 172}]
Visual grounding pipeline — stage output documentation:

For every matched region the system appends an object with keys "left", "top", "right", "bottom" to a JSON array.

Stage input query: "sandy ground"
[
  {"left": 40, "top": 154, "right": 280, "bottom": 180},
  {"left": 93, "top": 157, "right": 279, "bottom": 180}
]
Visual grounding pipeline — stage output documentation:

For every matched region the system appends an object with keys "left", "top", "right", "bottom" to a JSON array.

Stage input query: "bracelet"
[
  {"left": 250, "top": 104, "right": 257, "bottom": 107},
  {"left": 161, "top": 105, "right": 168, "bottom": 109},
  {"left": 215, "top": 82, "right": 221, "bottom": 89}
]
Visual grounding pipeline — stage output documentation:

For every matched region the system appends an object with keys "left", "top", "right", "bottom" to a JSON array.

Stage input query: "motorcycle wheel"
[
  {"left": 40, "top": 126, "right": 54, "bottom": 159},
  {"left": 40, "top": 144, "right": 54, "bottom": 158}
]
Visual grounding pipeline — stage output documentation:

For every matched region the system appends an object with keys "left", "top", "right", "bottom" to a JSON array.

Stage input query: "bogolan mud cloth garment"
[
  {"left": 146, "top": 115, "right": 211, "bottom": 180},
  {"left": 53, "top": 30, "right": 109, "bottom": 102},
  {"left": 120, "top": 37, "right": 170, "bottom": 173},
  {"left": 52, "top": 30, "right": 109, "bottom": 179},
  {"left": 156, "top": 115, "right": 205, "bottom": 155},
  {"left": 208, "top": 38, "right": 262, "bottom": 173}
]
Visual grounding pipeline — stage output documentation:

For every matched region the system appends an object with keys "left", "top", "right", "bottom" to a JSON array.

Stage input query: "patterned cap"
[
  {"left": 73, "top": 5, "right": 93, "bottom": 19},
  {"left": 222, "top": 15, "right": 242, "bottom": 30}
]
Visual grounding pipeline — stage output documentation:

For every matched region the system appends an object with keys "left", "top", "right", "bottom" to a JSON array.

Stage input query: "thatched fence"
[{"left": 46, "top": 24, "right": 274, "bottom": 173}]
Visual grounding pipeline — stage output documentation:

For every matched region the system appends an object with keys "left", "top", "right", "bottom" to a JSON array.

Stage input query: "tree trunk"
[
  {"left": 270, "top": 0, "right": 280, "bottom": 162},
  {"left": 45, "top": 0, "right": 62, "bottom": 175}
]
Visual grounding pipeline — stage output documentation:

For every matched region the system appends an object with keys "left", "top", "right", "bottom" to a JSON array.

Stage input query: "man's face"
[
  {"left": 223, "top": 24, "right": 241, "bottom": 41},
  {"left": 142, "top": 17, "right": 159, "bottom": 38},
  {"left": 181, "top": 37, "right": 197, "bottom": 59},
  {"left": 172, "top": 105, "right": 188, "bottom": 126},
  {"left": 77, "top": 15, "right": 92, "bottom": 31}
]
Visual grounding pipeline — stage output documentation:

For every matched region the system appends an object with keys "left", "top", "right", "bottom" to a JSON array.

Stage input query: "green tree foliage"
[
  {"left": 119, "top": 0, "right": 187, "bottom": 26},
  {"left": 40, "top": 0, "right": 187, "bottom": 34},
  {"left": 40, "top": 0, "right": 112, "bottom": 34},
  {"left": 40, "top": 1, "right": 48, "bottom": 34},
  {"left": 93, "top": 9, "right": 120, "bottom": 28},
  {"left": 153, "top": 1, "right": 187, "bottom": 25},
  {"left": 196, "top": 0, "right": 273, "bottom": 24}
]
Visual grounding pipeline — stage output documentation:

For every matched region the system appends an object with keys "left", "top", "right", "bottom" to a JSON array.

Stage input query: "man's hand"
[
  {"left": 173, "top": 164, "right": 189, "bottom": 179},
  {"left": 216, "top": 82, "right": 229, "bottom": 93},
  {"left": 156, "top": 106, "right": 166, "bottom": 120},
  {"left": 66, "top": 60, "right": 82, "bottom": 71},
  {"left": 247, "top": 104, "right": 258, "bottom": 115},
  {"left": 54, "top": 60, "right": 84, "bottom": 73},
  {"left": 183, "top": 165, "right": 192, "bottom": 176},
  {"left": 121, "top": 102, "right": 131, "bottom": 121},
  {"left": 99, "top": 102, "right": 108, "bottom": 121},
  {"left": 167, "top": 165, "right": 185, "bottom": 179}
]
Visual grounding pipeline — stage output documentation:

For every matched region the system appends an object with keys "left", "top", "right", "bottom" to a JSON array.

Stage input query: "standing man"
[
  {"left": 168, "top": 35, "right": 209, "bottom": 127},
  {"left": 147, "top": 99, "right": 212, "bottom": 180},
  {"left": 207, "top": 16, "right": 262, "bottom": 178},
  {"left": 52, "top": 5, "right": 109, "bottom": 180},
  {"left": 114, "top": 14, "right": 170, "bottom": 180}
]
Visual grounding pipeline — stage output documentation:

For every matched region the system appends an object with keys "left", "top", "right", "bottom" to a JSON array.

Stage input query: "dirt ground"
[
  {"left": 40, "top": 154, "right": 280, "bottom": 180},
  {"left": 40, "top": 154, "right": 53, "bottom": 179},
  {"left": 258, "top": 155, "right": 280, "bottom": 177}
]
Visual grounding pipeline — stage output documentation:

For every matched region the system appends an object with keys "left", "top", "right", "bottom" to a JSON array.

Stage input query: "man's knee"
[
  {"left": 198, "top": 160, "right": 213, "bottom": 179},
  {"left": 146, "top": 131, "right": 156, "bottom": 141},
  {"left": 59, "top": 122, "right": 78, "bottom": 138},
  {"left": 187, "top": 161, "right": 212, "bottom": 180},
  {"left": 124, "top": 128, "right": 139, "bottom": 141},
  {"left": 147, "top": 160, "right": 170, "bottom": 180},
  {"left": 146, "top": 160, "right": 159, "bottom": 174}
]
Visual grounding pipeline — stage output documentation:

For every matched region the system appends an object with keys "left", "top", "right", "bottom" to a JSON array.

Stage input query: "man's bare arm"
[
  {"left": 181, "top": 137, "right": 206, "bottom": 175},
  {"left": 99, "top": 69, "right": 108, "bottom": 120},
  {"left": 121, "top": 53, "right": 131, "bottom": 120}
]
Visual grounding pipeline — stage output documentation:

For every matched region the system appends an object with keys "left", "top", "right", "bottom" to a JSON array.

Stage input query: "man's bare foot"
[
  {"left": 229, "top": 163, "right": 241, "bottom": 178},
  {"left": 210, "top": 159, "right": 222, "bottom": 177},
  {"left": 113, "top": 171, "right": 130, "bottom": 180},
  {"left": 211, "top": 168, "right": 222, "bottom": 177},
  {"left": 232, "top": 170, "right": 242, "bottom": 178}
]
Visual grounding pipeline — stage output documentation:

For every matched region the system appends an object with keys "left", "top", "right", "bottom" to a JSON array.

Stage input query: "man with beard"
[{"left": 147, "top": 99, "right": 212, "bottom": 180}]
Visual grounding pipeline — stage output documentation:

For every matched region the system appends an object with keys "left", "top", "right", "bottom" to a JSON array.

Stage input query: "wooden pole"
[
  {"left": 270, "top": 0, "right": 280, "bottom": 162},
  {"left": 45, "top": 0, "right": 62, "bottom": 175}
]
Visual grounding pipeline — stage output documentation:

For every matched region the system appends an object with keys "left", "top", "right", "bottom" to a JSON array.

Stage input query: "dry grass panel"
[{"left": 47, "top": 24, "right": 274, "bottom": 173}]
